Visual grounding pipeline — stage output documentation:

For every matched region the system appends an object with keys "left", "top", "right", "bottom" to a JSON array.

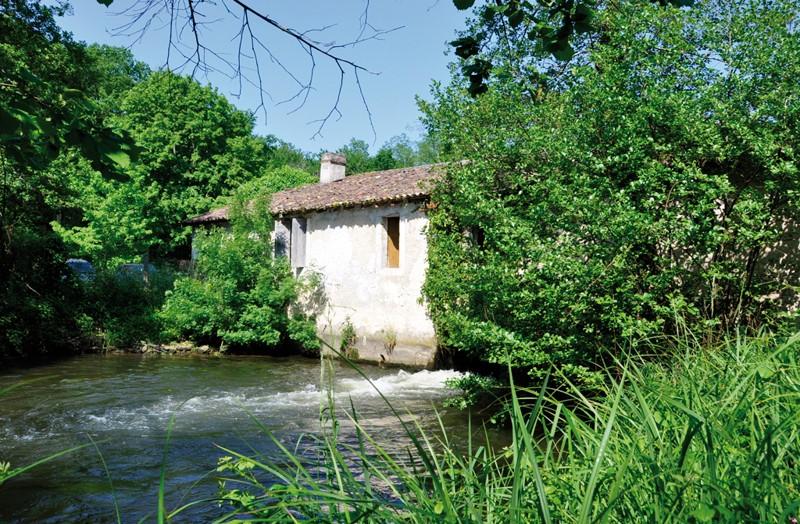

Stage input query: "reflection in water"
[{"left": 0, "top": 354, "right": 471, "bottom": 522}]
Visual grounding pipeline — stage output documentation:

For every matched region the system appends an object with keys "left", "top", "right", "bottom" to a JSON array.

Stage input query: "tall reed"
[{"left": 207, "top": 332, "right": 800, "bottom": 522}]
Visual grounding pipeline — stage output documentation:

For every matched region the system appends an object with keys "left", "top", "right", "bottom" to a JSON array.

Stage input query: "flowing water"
[{"left": 0, "top": 353, "right": 471, "bottom": 522}]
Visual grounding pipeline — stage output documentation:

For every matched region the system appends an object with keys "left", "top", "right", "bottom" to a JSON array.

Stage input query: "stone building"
[{"left": 186, "top": 153, "right": 444, "bottom": 367}]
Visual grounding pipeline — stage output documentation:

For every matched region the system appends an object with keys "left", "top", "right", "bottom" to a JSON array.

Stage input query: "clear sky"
[{"left": 55, "top": 1, "right": 468, "bottom": 154}]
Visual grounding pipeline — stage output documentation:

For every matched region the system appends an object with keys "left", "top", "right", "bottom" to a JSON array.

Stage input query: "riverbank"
[{"left": 210, "top": 331, "right": 800, "bottom": 522}]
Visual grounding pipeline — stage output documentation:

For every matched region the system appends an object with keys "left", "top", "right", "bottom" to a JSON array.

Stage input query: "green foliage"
[
  {"left": 0, "top": 1, "right": 138, "bottom": 361},
  {"left": 85, "top": 44, "right": 151, "bottom": 103},
  {"left": 202, "top": 332, "right": 800, "bottom": 522},
  {"left": 231, "top": 165, "right": 316, "bottom": 203},
  {"left": 0, "top": 229, "right": 83, "bottom": 361},
  {"left": 0, "top": 0, "right": 135, "bottom": 171},
  {"left": 159, "top": 215, "right": 318, "bottom": 352},
  {"left": 336, "top": 134, "right": 443, "bottom": 175},
  {"left": 0, "top": 2, "right": 322, "bottom": 361},
  {"left": 442, "top": 372, "right": 502, "bottom": 410},
  {"left": 339, "top": 317, "right": 358, "bottom": 359},
  {"left": 423, "top": 0, "right": 800, "bottom": 380},
  {"left": 108, "top": 70, "right": 268, "bottom": 256},
  {"left": 451, "top": 0, "right": 695, "bottom": 94},
  {"left": 80, "top": 267, "right": 176, "bottom": 348}
]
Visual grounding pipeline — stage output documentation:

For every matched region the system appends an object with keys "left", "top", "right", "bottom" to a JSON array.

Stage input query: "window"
[
  {"left": 274, "top": 219, "right": 291, "bottom": 258},
  {"left": 385, "top": 216, "right": 400, "bottom": 268},
  {"left": 291, "top": 218, "right": 307, "bottom": 268},
  {"left": 274, "top": 217, "right": 306, "bottom": 268}
]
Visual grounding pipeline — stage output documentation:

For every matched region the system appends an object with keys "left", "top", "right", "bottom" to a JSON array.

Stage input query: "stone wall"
[{"left": 291, "top": 201, "right": 437, "bottom": 368}]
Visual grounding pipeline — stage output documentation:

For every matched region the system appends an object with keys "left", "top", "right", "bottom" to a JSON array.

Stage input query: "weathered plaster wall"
[{"left": 294, "top": 202, "right": 437, "bottom": 368}]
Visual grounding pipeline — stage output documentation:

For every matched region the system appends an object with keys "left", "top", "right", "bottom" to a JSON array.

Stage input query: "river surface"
[{"left": 0, "top": 353, "right": 472, "bottom": 522}]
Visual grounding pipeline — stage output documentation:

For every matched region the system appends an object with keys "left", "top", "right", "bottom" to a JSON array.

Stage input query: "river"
[{"left": 0, "top": 353, "right": 471, "bottom": 522}]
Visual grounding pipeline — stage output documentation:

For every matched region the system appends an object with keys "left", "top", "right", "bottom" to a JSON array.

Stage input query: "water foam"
[{"left": 64, "top": 369, "right": 466, "bottom": 435}]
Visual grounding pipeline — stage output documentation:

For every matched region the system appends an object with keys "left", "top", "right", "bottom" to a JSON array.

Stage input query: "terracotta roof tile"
[
  {"left": 184, "top": 163, "right": 445, "bottom": 225},
  {"left": 271, "top": 163, "right": 442, "bottom": 215},
  {"left": 182, "top": 205, "right": 231, "bottom": 225}
]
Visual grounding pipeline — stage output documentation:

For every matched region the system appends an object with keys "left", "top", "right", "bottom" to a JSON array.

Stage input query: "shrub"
[
  {"left": 0, "top": 230, "right": 85, "bottom": 362},
  {"left": 339, "top": 317, "right": 358, "bottom": 359},
  {"left": 81, "top": 266, "right": 176, "bottom": 348},
  {"left": 159, "top": 228, "right": 318, "bottom": 353},
  {"left": 422, "top": 0, "right": 800, "bottom": 381}
]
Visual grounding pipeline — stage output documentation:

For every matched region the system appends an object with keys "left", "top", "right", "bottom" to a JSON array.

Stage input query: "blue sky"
[{"left": 56, "top": 1, "right": 468, "bottom": 154}]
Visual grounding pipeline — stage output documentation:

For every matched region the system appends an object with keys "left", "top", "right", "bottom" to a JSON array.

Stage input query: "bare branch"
[{"left": 105, "top": 0, "right": 400, "bottom": 139}]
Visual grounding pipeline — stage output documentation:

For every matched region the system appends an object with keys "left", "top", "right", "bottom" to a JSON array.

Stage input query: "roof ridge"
[{"left": 184, "top": 161, "right": 450, "bottom": 225}]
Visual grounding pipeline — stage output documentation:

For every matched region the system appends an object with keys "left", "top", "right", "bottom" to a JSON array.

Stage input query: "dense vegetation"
[
  {"left": 423, "top": 0, "right": 800, "bottom": 387},
  {"left": 159, "top": 189, "right": 319, "bottom": 353},
  {"left": 0, "top": 1, "right": 430, "bottom": 363},
  {"left": 3, "top": 0, "right": 800, "bottom": 520},
  {"left": 208, "top": 332, "right": 800, "bottom": 522}
]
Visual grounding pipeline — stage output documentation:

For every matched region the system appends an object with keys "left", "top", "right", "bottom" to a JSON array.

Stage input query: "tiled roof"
[
  {"left": 183, "top": 205, "right": 232, "bottom": 225},
  {"left": 271, "top": 163, "right": 442, "bottom": 215},
  {"left": 184, "top": 163, "right": 444, "bottom": 225}
]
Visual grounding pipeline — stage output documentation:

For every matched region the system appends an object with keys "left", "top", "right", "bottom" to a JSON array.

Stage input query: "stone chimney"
[{"left": 319, "top": 152, "right": 346, "bottom": 184}]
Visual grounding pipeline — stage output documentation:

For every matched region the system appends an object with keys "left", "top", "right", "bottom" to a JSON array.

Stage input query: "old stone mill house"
[{"left": 185, "top": 153, "right": 443, "bottom": 367}]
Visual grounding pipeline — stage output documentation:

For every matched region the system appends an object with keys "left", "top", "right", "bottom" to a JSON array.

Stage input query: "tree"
[
  {"left": 85, "top": 44, "right": 151, "bottom": 103},
  {"left": 159, "top": 186, "right": 318, "bottom": 352},
  {"left": 57, "top": 70, "right": 273, "bottom": 262},
  {"left": 449, "top": 0, "right": 695, "bottom": 94},
  {"left": 0, "top": 0, "right": 133, "bottom": 360},
  {"left": 422, "top": 0, "right": 800, "bottom": 383},
  {"left": 335, "top": 134, "right": 442, "bottom": 175}
]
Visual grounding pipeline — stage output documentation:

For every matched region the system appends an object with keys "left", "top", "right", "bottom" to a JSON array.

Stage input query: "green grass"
[{"left": 205, "top": 332, "right": 800, "bottom": 522}]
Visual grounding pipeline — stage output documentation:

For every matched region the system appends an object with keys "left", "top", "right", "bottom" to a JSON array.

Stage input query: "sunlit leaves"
[
  {"left": 450, "top": 0, "right": 696, "bottom": 94},
  {"left": 428, "top": 0, "right": 800, "bottom": 380}
]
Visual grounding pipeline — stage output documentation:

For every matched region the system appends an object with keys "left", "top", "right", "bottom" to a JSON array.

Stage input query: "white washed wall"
[{"left": 292, "top": 202, "right": 437, "bottom": 367}]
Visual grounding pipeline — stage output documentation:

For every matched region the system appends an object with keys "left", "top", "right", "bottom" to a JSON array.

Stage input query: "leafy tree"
[
  {"left": 0, "top": 0, "right": 132, "bottom": 360},
  {"left": 232, "top": 166, "right": 317, "bottom": 202},
  {"left": 262, "top": 135, "right": 317, "bottom": 175},
  {"left": 336, "top": 134, "right": 442, "bottom": 175},
  {"left": 85, "top": 44, "right": 151, "bottom": 103},
  {"left": 337, "top": 139, "right": 376, "bottom": 174},
  {"left": 423, "top": 0, "right": 800, "bottom": 383},
  {"left": 450, "top": 0, "right": 695, "bottom": 94},
  {"left": 57, "top": 70, "right": 273, "bottom": 262}
]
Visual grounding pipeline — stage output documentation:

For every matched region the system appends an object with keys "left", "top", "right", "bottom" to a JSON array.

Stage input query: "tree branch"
[{"left": 105, "top": 0, "right": 404, "bottom": 140}]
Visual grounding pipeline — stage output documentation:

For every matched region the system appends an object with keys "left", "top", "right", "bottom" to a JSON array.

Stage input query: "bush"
[
  {"left": 422, "top": 0, "right": 800, "bottom": 381},
  {"left": 159, "top": 228, "right": 318, "bottom": 353},
  {"left": 0, "top": 230, "right": 84, "bottom": 362},
  {"left": 81, "top": 265, "right": 176, "bottom": 348}
]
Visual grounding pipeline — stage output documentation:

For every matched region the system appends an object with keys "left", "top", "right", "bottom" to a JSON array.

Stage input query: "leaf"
[
  {"left": 104, "top": 150, "right": 132, "bottom": 169},
  {"left": 508, "top": 9, "right": 525, "bottom": 28},
  {"left": 451, "top": 36, "right": 480, "bottom": 59},
  {"left": 453, "top": 0, "right": 475, "bottom": 10},
  {"left": 96, "top": 0, "right": 114, "bottom": 5},
  {"left": 551, "top": 42, "right": 575, "bottom": 61},
  {"left": 691, "top": 504, "right": 716, "bottom": 522}
]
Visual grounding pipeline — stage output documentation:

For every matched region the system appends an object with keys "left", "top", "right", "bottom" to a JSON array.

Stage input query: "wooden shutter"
[
  {"left": 387, "top": 216, "right": 400, "bottom": 268},
  {"left": 291, "top": 218, "right": 307, "bottom": 268},
  {"left": 274, "top": 219, "right": 291, "bottom": 258}
]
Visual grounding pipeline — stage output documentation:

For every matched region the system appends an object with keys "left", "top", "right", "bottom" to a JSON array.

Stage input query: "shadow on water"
[{"left": 0, "top": 353, "right": 486, "bottom": 522}]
